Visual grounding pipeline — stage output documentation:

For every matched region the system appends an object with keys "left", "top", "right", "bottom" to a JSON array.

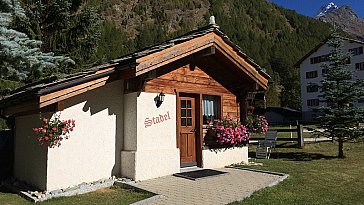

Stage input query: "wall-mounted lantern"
[{"left": 154, "top": 92, "right": 165, "bottom": 108}]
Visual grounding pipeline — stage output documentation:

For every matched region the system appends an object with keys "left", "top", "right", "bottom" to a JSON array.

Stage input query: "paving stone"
[{"left": 129, "top": 168, "right": 286, "bottom": 205}]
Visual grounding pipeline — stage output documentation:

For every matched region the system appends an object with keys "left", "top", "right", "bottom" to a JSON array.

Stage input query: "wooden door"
[{"left": 179, "top": 97, "right": 197, "bottom": 166}]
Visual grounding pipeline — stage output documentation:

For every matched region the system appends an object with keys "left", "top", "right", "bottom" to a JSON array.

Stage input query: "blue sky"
[{"left": 270, "top": 0, "right": 364, "bottom": 18}]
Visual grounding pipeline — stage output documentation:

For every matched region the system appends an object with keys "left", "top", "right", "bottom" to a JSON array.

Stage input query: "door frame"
[
  {"left": 176, "top": 91, "right": 203, "bottom": 167},
  {"left": 175, "top": 90, "right": 224, "bottom": 167}
]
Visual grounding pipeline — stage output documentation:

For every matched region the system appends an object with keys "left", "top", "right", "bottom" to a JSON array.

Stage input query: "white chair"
[{"left": 256, "top": 131, "right": 278, "bottom": 159}]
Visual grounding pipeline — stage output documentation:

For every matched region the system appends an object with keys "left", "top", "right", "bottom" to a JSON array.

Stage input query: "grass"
[
  {"left": 0, "top": 186, "right": 153, "bottom": 205},
  {"left": 231, "top": 141, "right": 364, "bottom": 205}
]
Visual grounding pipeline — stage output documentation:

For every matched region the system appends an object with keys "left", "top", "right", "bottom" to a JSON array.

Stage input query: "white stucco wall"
[
  {"left": 46, "top": 79, "right": 124, "bottom": 190},
  {"left": 121, "top": 92, "right": 180, "bottom": 181},
  {"left": 15, "top": 79, "right": 124, "bottom": 191},
  {"left": 300, "top": 41, "right": 364, "bottom": 121},
  {"left": 202, "top": 147, "right": 248, "bottom": 169}
]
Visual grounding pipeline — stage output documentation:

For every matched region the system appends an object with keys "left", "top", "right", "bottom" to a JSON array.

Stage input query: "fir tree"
[
  {"left": 317, "top": 33, "right": 364, "bottom": 158},
  {"left": 20, "top": 0, "right": 101, "bottom": 71},
  {"left": 0, "top": 0, "right": 74, "bottom": 83}
]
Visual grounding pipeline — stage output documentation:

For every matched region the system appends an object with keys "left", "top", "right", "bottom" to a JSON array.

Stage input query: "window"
[
  {"left": 307, "top": 84, "right": 319, "bottom": 93},
  {"left": 307, "top": 99, "right": 319, "bottom": 107},
  {"left": 202, "top": 95, "right": 220, "bottom": 124},
  {"left": 345, "top": 57, "right": 351, "bottom": 65},
  {"left": 322, "top": 69, "right": 328, "bottom": 76},
  {"left": 180, "top": 99, "right": 193, "bottom": 126},
  {"left": 310, "top": 54, "right": 329, "bottom": 64},
  {"left": 306, "top": 71, "right": 318, "bottom": 79},
  {"left": 355, "top": 62, "right": 364, "bottom": 71},
  {"left": 349, "top": 47, "right": 363, "bottom": 56}
]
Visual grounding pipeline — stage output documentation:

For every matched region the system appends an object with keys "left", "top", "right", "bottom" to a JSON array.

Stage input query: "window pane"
[
  {"left": 181, "top": 118, "right": 187, "bottom": 126},
  {"left": 181, "top": 109, "right": 186, "bottom": 117},
  {"left": 187, "top": 109, "right": 192, "bottom": 117},
  {"left": 187, "top": 100, "right": 191, "bottom": 108},
  {"left": 181, "top": 100, "right": 186, "bottom": 108},
  {"left": 187, "top": 118, "right": 192, "bottom": 126},
  {"left": 202, "top": 95, "right": 220, "bottom": 124}
]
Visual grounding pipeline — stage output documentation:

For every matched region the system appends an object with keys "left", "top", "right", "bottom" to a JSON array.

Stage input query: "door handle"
[{"left": 191, "top": 128, "right": 197, "bottom": 133}]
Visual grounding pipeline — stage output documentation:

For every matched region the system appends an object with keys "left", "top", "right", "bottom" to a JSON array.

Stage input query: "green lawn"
[
  {"left": 0, "top": 186, "right": 152, "bottom": 205},
  {"left": 231, "top": 141, "right": 364, "bottom": 205}
]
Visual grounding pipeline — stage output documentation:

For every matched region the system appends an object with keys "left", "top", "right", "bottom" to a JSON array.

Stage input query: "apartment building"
[{"left": 295, "top": 38, "right": 364, "bottom": 122}]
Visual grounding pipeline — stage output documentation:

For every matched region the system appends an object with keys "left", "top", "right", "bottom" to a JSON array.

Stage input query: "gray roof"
[{"left": 0, "top": 24, "right": 270, "bottom": 109}]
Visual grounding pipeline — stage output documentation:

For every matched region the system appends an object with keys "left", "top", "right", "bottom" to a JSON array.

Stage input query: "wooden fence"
[{"left": 250, "top": 125, "right": 304, "bottom": 148}]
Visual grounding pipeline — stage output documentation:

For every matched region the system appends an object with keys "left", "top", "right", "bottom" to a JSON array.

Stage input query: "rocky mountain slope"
[
  {"left": 85, "top": 0, "right": 333, "bottom": 109},
  {"left": 316, "top": 2, "right": 364, "bottom": 40}
]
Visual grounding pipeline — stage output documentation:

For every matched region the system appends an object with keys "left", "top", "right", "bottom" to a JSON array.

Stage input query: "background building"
[{"left": 296, "top": 38, "right": 364, "bottom": 122}]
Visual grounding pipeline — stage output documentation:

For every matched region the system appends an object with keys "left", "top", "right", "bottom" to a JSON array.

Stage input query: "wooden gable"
[
  {"left": 135, "top": 33, "right": 269, "bottom": 91},
  {"left": 144, "top": 65, "right": 240, "bottom": 118}
]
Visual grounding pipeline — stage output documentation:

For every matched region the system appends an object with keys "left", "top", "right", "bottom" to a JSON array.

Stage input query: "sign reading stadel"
[{"left": 144, "top": 111, "right": 171, "bottom": 128}]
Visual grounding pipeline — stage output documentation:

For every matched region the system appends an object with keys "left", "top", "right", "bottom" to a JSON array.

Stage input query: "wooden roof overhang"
[
  {"left": 0, "top": 25, "right": 269, "bottom": 116},
  {"left": 134, "top": 33, "right": 269, "bottom": 94}
]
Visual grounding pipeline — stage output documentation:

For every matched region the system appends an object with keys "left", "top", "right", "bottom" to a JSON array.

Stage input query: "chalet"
[{"left": 0, "top": 20, "right": 269, "bottom": 191}]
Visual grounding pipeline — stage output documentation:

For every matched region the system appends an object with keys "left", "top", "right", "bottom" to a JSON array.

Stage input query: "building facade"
[
  {"left": 0, "top": 24, "right": 269, "bottom": 191},
  {"left": 296, "top": 38, "right": 364, "bottom": 122}
]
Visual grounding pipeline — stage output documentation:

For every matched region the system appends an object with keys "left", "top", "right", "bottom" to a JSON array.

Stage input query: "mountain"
[
  {"left": 11, "top": 0, "right": 333, "bottom": 109},
  {"left": 316, "top": 3, "right": 364, "bottom": 40},
  {"left": 85, "top": 0, "right": 333, "bottom": 109},
  {"left": 316, "top": 2, "right": 339, "bottom": 17}
]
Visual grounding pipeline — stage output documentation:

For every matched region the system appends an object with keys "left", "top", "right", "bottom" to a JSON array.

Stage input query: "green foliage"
[
  {"left": 5, "top": 0, "right": 335, "bottom": 109},
  {"left": 0, "top": 0, "right": 74, "bottom": 83},
  {"left": 208, "top": 0, "right": 332, "bottom": 109},
  {"left": 19, "top": 0, "right": 101, "bottom": 71},
  {"left": 0, "top": 79, "right": 23, "bottom": 97},
  {"left": 316, "top": 33, "right": 364, "bottom": 158},
  {"left": 95, "top": 20, "right": 135, "bottom": 63},
  {"left": 86, "top": 0, "right": 332, "bottom": 110}
]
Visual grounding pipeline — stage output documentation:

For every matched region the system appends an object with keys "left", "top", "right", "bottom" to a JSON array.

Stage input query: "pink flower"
[
  {"left": 69, "top": 128, "right": 73, "bottom": 132},
  {"left": 49, "top": 133, "right": 53, "bottom": 137},
  {"left": 63, "top": 121, "right": 67, "bottom": 125},
  {"left": 44, "top": 136, "right": 49, "bottom": 141},
  {"left": 52, "top": 127, "right": 57, "bottom": 131},
  {"left": 42, "top": 129, "right": 46, "bottom": 133},
  {"left": 43, "top": 118, "right": 48, "bottom": 123},
  {"left": 43, "top": 125, "right": 48, "bottom": 128},
  {"left": 33, "top": 128, "right": 39, "bottom": 132}
]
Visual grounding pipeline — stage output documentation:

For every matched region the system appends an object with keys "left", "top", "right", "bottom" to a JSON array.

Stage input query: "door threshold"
[
  {"left": 180, "top": 162, "right": 197, "bottom": 168},
  {"left": 180, "top": 166, "right": 203, "bottom": 173}
]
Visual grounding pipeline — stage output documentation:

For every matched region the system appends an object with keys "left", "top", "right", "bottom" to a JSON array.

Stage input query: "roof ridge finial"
[{"left": 209, "top": 16, "right": 219, "bottom": 28}]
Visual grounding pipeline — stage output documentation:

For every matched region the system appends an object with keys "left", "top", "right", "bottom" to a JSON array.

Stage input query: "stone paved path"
[
  {"left": 129, "top": 168, "right": 286, "bottom": 205},
  {"left": 304, "top": 137, "right": 331, "bottom": 142}
]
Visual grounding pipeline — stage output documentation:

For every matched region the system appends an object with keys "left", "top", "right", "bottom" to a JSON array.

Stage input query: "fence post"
[{"left": 297, "top": 124, "right": 304, "bottom": 148}]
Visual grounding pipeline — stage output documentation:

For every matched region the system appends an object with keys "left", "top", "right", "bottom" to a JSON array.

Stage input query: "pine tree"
[
  {"left": 20, "top": 0, "right": 101, "bottom": 71},
  {"left": 317, "top": 33, "right": 364, "bottom": 158},
  {"left": 0, "top": 0, "right": 74, "bottom": 83}
]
